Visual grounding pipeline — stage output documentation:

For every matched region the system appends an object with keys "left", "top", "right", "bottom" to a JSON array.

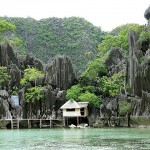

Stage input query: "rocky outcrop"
[
  {"left": 0, "top": 43, "right": 75, "bottom": 120},
  {"left": 105, "top": 48, "right": 126, "bottom": 76},
  {"left": 0, "top": 43, "right": 22, "bottom": 91},
  {"left": 127, "top": 29, "right": 150, "bottom": 117},
  {"left": 0, "top": 89, "right": 22, "bottom": 119},
  {"left": 9, "top": 64, "right": 21, "bottom": 88},
  {"left": 0, "top": 43, "right": 18, "bottom": 67},
  {"left": 45, "top": 55, "right": 75, "bottom": 90},
  {"left": 24, "top": 53, "right": 44, "bottom": 71},
  {"left": 144, "top": 6, "right": 150, "bottom": 25}
]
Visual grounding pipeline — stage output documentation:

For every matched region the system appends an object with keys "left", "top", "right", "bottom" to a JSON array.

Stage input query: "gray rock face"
[
  {"left": 24, "top": 53, "right": 44, "bottom": 71},
  {"left": 0, "top": 90, "right": 22, "bottom": 119},
  {"left": 9, "top": 64, "right": 21, "bottom": 88},
  {"left": 144, "top": 6, "right": 150, "bottom": 20},
  {"left": 0, "top": 43, "right": 18, "bottom": 67},
  {"left": 45, "top": 55, "right": 75, "bottom": 90},
  {"left": 127, "top": 30, "right": 150, "bottom": 117},
  {"left": 105, "top": 48, "right": 126, "bottom": 76},
  {"left": 100, "top": 98, "right": 119, "bottom": 118},
  {"left": 0, "top": 43, "right": 75, "bottom": 119},
  {"left": 19, "top": 85, "right": 66, "bottom": 119}
]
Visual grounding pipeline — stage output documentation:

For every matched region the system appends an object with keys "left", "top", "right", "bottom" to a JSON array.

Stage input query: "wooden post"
[
  {"left": 17, "top": 120, "right": 19, "bottom": 129},
  {"left": 67, "top": 117, "right": 68, "bottom": 126},
  {"left": 63, "top": 117, "right": 65, "bottom": 127},
  {"left": 50, "top": 119, "right": 52, "bottom": 128},
  {"left": 28, "top": 119, "right": 31, "bottom": 128},
  {"left": 40, "top": 119, "right": 42, "bottom": 128},
  {"left": 11, "top": 120, "right": 13, "bottom": 129},
  {"left": 77, "top": 117, "right": 79, "bottom": 126}
]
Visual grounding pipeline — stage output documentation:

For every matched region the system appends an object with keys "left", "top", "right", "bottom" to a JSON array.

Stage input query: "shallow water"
[{"left": 0, "top": 128, "right": 150, "bottom": 150}]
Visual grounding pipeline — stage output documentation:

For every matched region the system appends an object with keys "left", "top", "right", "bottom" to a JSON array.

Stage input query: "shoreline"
[{"left": 0, "top": 117, "right": 150, "bottom": 129}]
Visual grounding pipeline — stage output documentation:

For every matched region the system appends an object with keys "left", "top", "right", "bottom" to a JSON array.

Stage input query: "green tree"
[
  {"left": 78, "top": 91, "right": 100, "bottom": 108},
  {"left": 81, "top": 59, "right": 107, "bottom": 81},
  {"left": 99, "top": 72, "right": 125, "bottom": 97},
  {"left": 66, "top": 84, "right": 83, "bottom": 100},
  {"left": 98, "top": 24, "right": 144, "bottom": 55},
  {"left": 0, "top": 67, "right": 10, "bottom": 87},
  {"left": 138, "top": 25, "right": 150, "bottom": 46},
  {"left": 119, "top": 100, "right": 132, "bottom": 127},
  {"left": 1, "top": 17, "right": 106, "bottom": 73},
  {"left": 0, "top": 19, "right": 15, "bottom": 35},
  {"left": 119, "top": 101, "right": 132, "bottom": 116},
  {"left": 25, "top": 86, "right": 46, "bottom": 103},
  {"left": 20, "top": 67, "right": 45, "bottom": 86}
]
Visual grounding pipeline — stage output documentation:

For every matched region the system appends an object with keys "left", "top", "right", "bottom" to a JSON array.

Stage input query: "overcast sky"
[{"left": 0, "top": 0, "right": 149, "bottom": 31}]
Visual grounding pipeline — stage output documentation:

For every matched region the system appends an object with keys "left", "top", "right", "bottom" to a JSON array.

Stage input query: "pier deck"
[{"left": 0, "top": 119, "right": 64, "bottom": 129}]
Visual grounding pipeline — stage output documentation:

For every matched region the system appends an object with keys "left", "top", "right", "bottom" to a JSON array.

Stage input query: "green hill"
[{"left": 1, "top": 17, "right": 106, "bottom": 74}]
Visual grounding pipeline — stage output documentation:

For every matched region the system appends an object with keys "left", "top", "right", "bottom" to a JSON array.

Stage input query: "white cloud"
[{"left": 0, "top": 0, "right": 149, "bottom": 31}]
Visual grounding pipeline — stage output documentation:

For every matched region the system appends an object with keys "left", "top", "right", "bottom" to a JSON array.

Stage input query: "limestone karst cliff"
[
  {"left": 0, "top": 43, "right": 75, "bottom": 119},
  {"left": 127, "top": 29, "right": 150, "bottom": 117}
]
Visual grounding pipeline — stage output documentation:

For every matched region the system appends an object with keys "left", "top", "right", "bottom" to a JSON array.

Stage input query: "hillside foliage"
[{"left": 1, "top": 17, "right": 106, "bottom": 73}]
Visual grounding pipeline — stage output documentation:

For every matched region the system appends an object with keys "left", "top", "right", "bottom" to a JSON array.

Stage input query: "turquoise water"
[{"left": 0, "top": 128, "right": 150, "bottom": 150}]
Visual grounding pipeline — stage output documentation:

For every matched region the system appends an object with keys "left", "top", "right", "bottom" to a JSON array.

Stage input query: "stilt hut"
[{"left": 60, "top": 100, "right": 88, "bottom": 126}]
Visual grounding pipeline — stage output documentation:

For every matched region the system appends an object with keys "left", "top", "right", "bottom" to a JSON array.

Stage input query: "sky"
[{"left": 0, "top": 0, "right": 149, "bottom": 31}]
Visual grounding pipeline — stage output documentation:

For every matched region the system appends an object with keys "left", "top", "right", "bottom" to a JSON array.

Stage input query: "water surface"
[{"left": 0, "top": 128, "right": 150, "bottom": 150}]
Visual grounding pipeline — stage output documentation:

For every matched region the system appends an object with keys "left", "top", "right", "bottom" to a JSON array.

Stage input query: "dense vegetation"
[
  {"left": 1, "top": 17, "right": 106, "bottom": 73},
  {"left": 66, "top": 23, "right": 145, "bottom": 109},
  {"left": 0, "top": 67, "right": 10, "bottom": 87},
  {"left": 0, "top": 17, "right": 147, "bottom": 113},
  {"left": 20, "top": 68, "right": 45, "bottom": 103}
]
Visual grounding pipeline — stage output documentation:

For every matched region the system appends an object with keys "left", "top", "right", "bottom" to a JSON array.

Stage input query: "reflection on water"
[{"left": 0, "top": 128, "right": 150, "bottom": 150}]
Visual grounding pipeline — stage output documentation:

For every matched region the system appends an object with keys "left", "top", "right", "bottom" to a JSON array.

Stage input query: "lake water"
[{"left": 0, "top": 128, "right": 150, "bottom": 150}]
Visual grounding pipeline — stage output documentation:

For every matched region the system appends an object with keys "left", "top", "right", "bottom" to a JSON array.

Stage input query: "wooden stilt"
[
  {"left": 77, "top": 117, "right": 79, "bottom": 126},
  {"left": 40, "top": 119, "right": 42, "bottom": 128},
  {"left": 17, "top": 120, "right": 19, "bottom": 129},
  {"left": 63, "top": 117, "right": 65, "bottom": 127},
  {"left": 28, "top": 119, "right": 31, "bottom": 128},
  {"left": 11, "top": 120, "right": 13, "bottom": 129},
  {"left": 50, "top": 119, "right": 52, "bottom": 128},
  {"left": 67, "top": 117, "right": 68, "bottom": 126}
]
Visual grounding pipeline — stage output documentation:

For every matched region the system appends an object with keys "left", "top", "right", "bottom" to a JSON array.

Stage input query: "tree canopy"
[
  {"left": 98, "top": 24, "right": 144, "bottom": 55},
  {"left": 0, "top": 17, "right": 106, "bottom": 73},
  {"left": 20, "top": 67, "right": 45, "bottom": 86}
]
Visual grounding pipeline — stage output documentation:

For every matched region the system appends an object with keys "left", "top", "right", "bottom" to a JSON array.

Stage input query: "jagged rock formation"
[
  {"left": 45, "top": 55, "right": 75, "bottom": 90},
  {"left": 144, "top": 6, "right": 150, "bottom": 25},
  {"left": 0, "top": 89, "right": 22, "bottom": 119},
  {"left": 0, "top": 42, "right": 75, "bottom": 119},
  {"left": 0, "top": 44, "right": 18, "bottom": 67},
  {"left": 99, "top": 7, "right": 150, "bottom": 123},
  {"left": 24, "top": 53, "right": 44, "bottom": 71},
  {"left": 105, "top": 48, "right": 126, "bottom": 76},
  {"left": 127, "top": 28, "right": 150, "bottom": 117}
]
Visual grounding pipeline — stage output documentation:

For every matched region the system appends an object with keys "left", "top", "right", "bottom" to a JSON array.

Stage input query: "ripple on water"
[{"left": 0, "top": 128, "right": 150, "bottom": 150}]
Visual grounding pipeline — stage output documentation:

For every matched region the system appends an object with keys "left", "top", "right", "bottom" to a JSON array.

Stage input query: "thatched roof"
[{"left": 60, "top": 100, "right": 88, "bottom": 109}]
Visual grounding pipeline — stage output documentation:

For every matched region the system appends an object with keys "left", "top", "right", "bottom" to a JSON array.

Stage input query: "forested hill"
[{"left": 1, "top": 17, "right": 106, "bottom": 74}]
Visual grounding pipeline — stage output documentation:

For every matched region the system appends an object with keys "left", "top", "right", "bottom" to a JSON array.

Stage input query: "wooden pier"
[{"left": 1, "top": 119, "right": 64, "bottom": 129}]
